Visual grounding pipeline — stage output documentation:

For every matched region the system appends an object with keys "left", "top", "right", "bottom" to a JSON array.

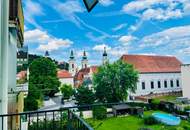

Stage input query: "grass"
[{"left": 86, "top": 111, "right": 190, "bottom": 130}]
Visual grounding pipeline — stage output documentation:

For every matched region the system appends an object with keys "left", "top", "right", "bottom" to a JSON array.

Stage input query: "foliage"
[
  {"left": 144, "top": 116, "right": 159, "bottom": 125},
  {"left": 139, "top": 128, "right": 153, "bottom": 130},
  {"left": 75, "top": 85, "right": 95, "bottom": 105},
  {"left": 184, "top": 106, "right": 190, "bottom": 111},
  {"left": 24, "top": 95, "right": 38, "bottom": 111},
  {"left": 25, "top": 57, "right": 60, "bottom": 111},
  {"left": 150, "top": 99, "right": 161, "bottom": 110},
  {"left": 93, "top": 106, "right": 107, "bottom": 120},
  {"left": 93, "top": 60, "right": 139, "bottom": 103},
  {"left": 29, "top": 57, "right": 60, "bottom": 97},
  {"left": 60, "top": 84, "right": 74, "bottom": 99}
]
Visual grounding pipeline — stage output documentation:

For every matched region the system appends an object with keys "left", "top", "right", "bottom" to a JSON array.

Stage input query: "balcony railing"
[{"left": 0, "top": 102, "right": 148, "bottom": 130}]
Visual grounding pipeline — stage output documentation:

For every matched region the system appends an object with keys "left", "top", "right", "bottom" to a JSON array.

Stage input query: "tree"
[
  {"left": 75, "top": 85, "right": 95, "bottom": 105},
  {"left": 25, "top": 57, "right": 60, "bottom": 111},
  {"left": 60, "top": 84, "right": 73, "bottom": 99},
  {"left": 29, "top": 57, "right": 60, "bottom": 97},
  {"left": 93, "top": 60, "right": 139, "bottom": 103}
]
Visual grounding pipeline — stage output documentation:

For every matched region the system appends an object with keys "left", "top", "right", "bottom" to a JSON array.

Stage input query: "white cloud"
[
  {"left": 140, "top": 25, "right": 190, "bottom": 48},
  {"left": 122, "top": 0, "right": 189, "bottom": 21},
  {"left": 93, "top": 44, "right": 111, "bottom": 51},
  {"left": 112, "top": 23, "right": 127, "bottom": 31},
  {"left": 50, "top": 0, "right": 84, "bottom": 27},
  {"left": 38, "top": 39, "right": 73, "bottom": 51},
  {"left": 25, "top": 29, "right": 73, "bottom": 51},
  {"left": 119, "top": 35, "right": 137, "bottom": 45},
  {"left": 24, "top": 0, "right": 44, "bottom": 28},
  {"left": 24, "top": 29, "right": 50, "bottom": 43},
  {"left": 99, "top": 0, "right": 114, "bottom": 6}
]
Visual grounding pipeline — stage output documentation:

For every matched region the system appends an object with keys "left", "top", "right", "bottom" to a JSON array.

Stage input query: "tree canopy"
[
  {"left": 60, "top": 84, "right": 74, "bottom": 99},
  {"left": 29, "top": 57, "right": 60, "bottom": 97},
  {"left": 93, "top": 60, "right": 139, "bottom": 103},
  {"left": 75, "top": 85, "right": 95, "bottom": 105}
]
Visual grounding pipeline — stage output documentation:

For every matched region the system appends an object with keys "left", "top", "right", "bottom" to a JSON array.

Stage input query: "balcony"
[{"left": 9, "top": 0, "right": 24, "bottom": 46}]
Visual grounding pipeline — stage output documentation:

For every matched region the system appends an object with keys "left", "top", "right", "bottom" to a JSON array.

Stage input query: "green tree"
[
  {"left": 93, "top": 60, "right": 139, "bottom": 103},
  {"left": 60, "top": 84, "right": 73, "bottom": 99},
  {"left": 29, "top": 57, "right": 60, "bottom": 97},
  {"left": 25, "top": 57, "right": 60, "bottom": 111},
  {"left": 75, "top": 85, "right": 95, "bottom": 105}
]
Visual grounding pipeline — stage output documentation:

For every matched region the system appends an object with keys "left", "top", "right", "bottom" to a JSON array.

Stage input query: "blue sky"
[{"left": 23, "top": 0, "right": 190, "bottom": 66}]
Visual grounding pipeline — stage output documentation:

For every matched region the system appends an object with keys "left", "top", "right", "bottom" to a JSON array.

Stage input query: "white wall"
[
  {"left": 131, "top": 73, "right": 182, "bottom": 96},
  {"left": 181, "top": 65, "right": 190, "bottom": 99},
  {"left": 59, "top": 78, "right": 74, "bottom": 87}
]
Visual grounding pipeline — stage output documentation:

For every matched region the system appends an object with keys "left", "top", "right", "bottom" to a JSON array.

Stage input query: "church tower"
[
  {"left": 102, "top": 47, "right": 108, "bottom": 65},
  {"left": 45, "top": 50, "right": 50, "bottom": 58},
  {"left": 81, "top": 50, "right": 88, "bottom": 69},
  {"left": 69, "top": 50, "right": 77, "bottom": 76}
]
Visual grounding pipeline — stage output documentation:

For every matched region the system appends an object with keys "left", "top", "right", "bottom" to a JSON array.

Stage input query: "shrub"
[
  {"left": 150, "top": 99, "right": 161, "bottom": 110},
  {"left": 139, "top": 128, "right": 153, "bottom": 130},
  {"left": 93, "top": 106, "right": 107, "bottom": 120},
  {"left": 144, "top": 116, "right": 159, "bottom": 125},
  {"left": 184, "top": 106, "right": 190, "bottom": 111},
  {"left": 183, "top": 125, "right": 190, "bottom": 130}
]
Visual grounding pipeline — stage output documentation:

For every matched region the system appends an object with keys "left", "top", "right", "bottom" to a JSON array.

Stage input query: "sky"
[{"left": 23, "top": 0, "right": 190, "bottom": 66}]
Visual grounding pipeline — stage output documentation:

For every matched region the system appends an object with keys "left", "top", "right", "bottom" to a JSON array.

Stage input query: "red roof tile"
[
  {"left": 121, "top": 55, "right": 182, "bottom": 73},
  {"left": 57, "top": 70, "right": 72, "bottom": 78},
  {"left": 74, "top": 66, "right": 98, "bottom": 87},
  {"left": 17, "top": 71, "right": 27, "bottom": 79}
]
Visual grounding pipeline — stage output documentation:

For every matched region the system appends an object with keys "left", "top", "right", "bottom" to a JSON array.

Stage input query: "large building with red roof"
[
  {"left": 57, "top": 70, "right": 74, "bottom": 87},
  {"left": 121, "top": 54, "right": 182, "bottom": 96}
]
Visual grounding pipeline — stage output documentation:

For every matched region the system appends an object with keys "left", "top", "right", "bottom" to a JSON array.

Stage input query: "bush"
[
  {"left": 183, "top": 125, "right": 190, "bottom": 130},
  {"left": 150, "top": 99, "right": 160, "bottom": 110},
  {"left": 139, "top": 128, "right": 153, "bottom": 130},
  {"left": 144, "top": 116, "right": 159, "bottom": 125},
  {"left": 184, "top": 106, "right": 190, "bottom": 111},
  {"left": 93, "top": 106, "right": 107, "bottom": 120}
]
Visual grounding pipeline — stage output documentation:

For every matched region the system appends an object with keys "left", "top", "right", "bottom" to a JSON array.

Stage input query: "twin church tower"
[{"left": 69, "top": 47, "right": 108, "bottom": 76}]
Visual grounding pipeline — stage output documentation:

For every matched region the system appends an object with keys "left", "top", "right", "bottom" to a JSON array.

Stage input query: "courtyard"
[{"left": 86, "top": 111, "right": 190, "bottom": 130}]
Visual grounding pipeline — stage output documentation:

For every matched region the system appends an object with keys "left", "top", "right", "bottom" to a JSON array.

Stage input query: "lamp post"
[{"left": 0, "top": 0, "right": 9, "bottom": 129}]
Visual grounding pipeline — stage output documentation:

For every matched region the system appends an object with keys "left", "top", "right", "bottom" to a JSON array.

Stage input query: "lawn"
[{"left": 86, "top": 111, "right": 190, "bottom": 130}]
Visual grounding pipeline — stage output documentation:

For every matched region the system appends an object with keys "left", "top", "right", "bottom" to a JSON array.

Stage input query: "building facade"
[
  {"left": 181, "top": 64, "right": 190, "bottom": 99},
  {"left": 57, "top": 70, "right": 74, "bottom": 87},
  {"left": 121, "top": 55, "right": 182, "bottom": 97}
]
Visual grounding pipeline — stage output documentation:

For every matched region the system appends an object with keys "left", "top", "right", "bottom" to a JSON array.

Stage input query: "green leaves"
[
  {"left": 93, "top": 60, "right": 139, "bottom": 103},
  {"left": 60, "top": 84, "right": 74, "bottom": 99},
  {"left": 75, "top": 85, "right": 95, "bottom": 105}
]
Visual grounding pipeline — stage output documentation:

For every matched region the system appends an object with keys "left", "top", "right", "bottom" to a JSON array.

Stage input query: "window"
[
  {"left": 142, "top": 82, "right": 145, "bottom": 90},
  {"left": 72, "top": 64, "right": 74, "bottom": 68},
  {"left": 176, "top": 80, "right": 180, "bottom": 87},
  {"left": 151, "top": 81, "right": 154, "bottom": 89},
  {"left": 170, "top": 80, "right": 174, "bottom": 87},
  {"left": 164, "top": 80, "right": 167, "bottom": 88},
  {"left": 158, "top": 81, "right": 161, "bottom": 88}
]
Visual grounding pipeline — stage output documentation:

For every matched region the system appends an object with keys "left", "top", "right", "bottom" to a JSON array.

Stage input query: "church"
[{"left": 64, "top": 48, "right": 183, "bottom": 97}]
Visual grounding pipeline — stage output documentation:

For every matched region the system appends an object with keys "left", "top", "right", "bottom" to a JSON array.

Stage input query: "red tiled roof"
[
  {"left": 74, "top": 66, "right": 98, "bottom": 87},
  {"left": 17, "top": 71, "right": 27, "bottom": 79},
  {"left": 57, "top": 70, "right": 73, "bottom": 78},
  {"left": 121, "top": 54, "right": 182, "bottom": 73}
]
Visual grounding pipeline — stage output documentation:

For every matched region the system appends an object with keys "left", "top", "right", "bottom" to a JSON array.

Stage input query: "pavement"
[{"left": 38, "top": 96, "right": 77, "bottom": 111}]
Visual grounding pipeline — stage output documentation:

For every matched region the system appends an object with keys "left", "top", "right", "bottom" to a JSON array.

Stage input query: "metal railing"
[
  {"left": 0, "top": 108, "right": 94, "bottom": 130},
  {"left": 0, "top": 102, "right": 147, "bottom": 130}
]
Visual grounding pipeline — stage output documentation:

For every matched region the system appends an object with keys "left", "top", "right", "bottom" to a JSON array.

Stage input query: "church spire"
[
  {"left": 102, "top": 47, "right": 108, "bottom": 65},
  {"left": 82, "top": 50, "right": 88, "bottom": 69},
  {"left": 70, "top": 50, "right": 74, "bottom": 59},
  {"left": 82, "top": 50, "right": 87, "bottom": 60}
]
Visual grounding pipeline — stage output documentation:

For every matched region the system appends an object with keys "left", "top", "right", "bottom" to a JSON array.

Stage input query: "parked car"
[{"left": 44, "top": 96, "right": 50, "bottom": 101}]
